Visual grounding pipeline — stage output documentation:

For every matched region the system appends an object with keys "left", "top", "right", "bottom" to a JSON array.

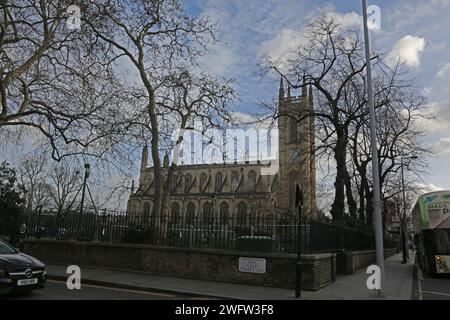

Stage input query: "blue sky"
[{"left": 184, "top": 0, "right": 450, "bottom": 191}]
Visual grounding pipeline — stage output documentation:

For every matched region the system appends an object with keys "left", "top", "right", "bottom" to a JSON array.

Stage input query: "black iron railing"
[{"left": 22, "top": 209, "right": 396, "bottom": 254}]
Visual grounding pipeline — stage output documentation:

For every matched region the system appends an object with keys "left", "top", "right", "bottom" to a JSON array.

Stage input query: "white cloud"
[
  {"left": 230, "top": 111, "right": 258, "bottom": 124},
  {"left": 230, "top": 111, "right": 275, "bottom": 129},
  {"left": 196, "top": 0, "right": 309, "bottom": 78},
  {"left": 420, "top": 101, "right": 450, "bottom": 134},
  {"left": 258, "top": 28, "right": 305, "bottom": 66},
  {"left": 431, "top": 137, "right": 450, "bottom": 155},
  {"left": 415, "top": 182, "right": 446, "bottom": 194},
  {"left": 199, "top": 43, "right": 237, "bottom": 78},
  {"left": 387, "top": 35, "right": 426, "bottom": 68},
  {"left": 388, "top": 0, "right": 450, "bottom": 29},
  {"left": 323, "top": 9, "right": 362, "bottom": 30},
  {"left": 258, "top": 8, "right": 362, "bottom": 69},
  {"left": 437, "top": 62, "right": 450, "bottom": 78}
]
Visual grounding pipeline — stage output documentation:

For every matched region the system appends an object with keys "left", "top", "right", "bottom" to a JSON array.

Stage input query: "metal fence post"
[{"left": 295, "top": 184, "right": 304, "bottom": 298}]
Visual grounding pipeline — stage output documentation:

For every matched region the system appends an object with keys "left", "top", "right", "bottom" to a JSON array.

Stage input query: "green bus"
[{"left": 412, "top": 191, "right": 450, "bottom": 274}]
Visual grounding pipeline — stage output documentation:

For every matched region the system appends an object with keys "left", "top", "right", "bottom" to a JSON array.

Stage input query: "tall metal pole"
[
  {"left": 295, "top": 184, "right": 303, "bottom": 299},
  {"left": 79, "top": 164, "right": 90, "bottom": 216},
  {"left": 78, "top": 164, "right": 90, "bottom": 238},
  {"left": 362, "top": 0, "right": 385, "bottom": 296},
  {"left": 400, "top": 160, "right": 407, "bottom": 263},
  {"left": 295, "top": 203, "right": 302, "bottom": 298},
  {"left": 400, "top": 157, "right": 412, "bottom": 263}
]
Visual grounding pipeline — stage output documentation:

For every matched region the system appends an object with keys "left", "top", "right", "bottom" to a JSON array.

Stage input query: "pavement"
[
  {"left": 43, "top": 253, "right": 415, "bottom": 300},
  {"left": 303, "top": 253, "right": 415, "bottom": 300}
]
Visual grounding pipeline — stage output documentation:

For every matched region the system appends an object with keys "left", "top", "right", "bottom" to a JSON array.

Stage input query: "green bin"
[{"left": 235, "top": 236, "right": 275, "bottom": 252}]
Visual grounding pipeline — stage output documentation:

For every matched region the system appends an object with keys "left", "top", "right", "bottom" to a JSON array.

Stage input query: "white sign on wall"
[{"left": 238, "top": 257, "right": 267, "bottom": 274}]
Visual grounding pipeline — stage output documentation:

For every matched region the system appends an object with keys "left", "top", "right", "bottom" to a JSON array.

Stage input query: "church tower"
[{"left": 276, "top": 77, "right": 317, "bottom": 217}]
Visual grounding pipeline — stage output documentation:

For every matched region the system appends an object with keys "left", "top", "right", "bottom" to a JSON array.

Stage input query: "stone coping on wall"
[{"left": 24, "top": 239, "right": 335, "bottom": 261}]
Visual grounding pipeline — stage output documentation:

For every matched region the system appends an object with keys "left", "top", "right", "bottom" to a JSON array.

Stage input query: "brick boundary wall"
[
  {"left": 347, "top": 248, "right": 398, "bottom": 274},
  {"left": 336, "top": 248, "right": 398, "bottom": 275},
  {"left": 23, "top": 240, "right": 335, "bottom": 291}
]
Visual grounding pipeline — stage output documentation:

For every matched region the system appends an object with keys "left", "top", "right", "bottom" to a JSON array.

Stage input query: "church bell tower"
[{"left": 276, "top": 76, "right": 317, "bottom": 217}]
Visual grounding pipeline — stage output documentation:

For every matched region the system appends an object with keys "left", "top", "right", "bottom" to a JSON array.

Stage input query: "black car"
[{"left": 0, "top": 239, "right": 46, "bottom": 295}]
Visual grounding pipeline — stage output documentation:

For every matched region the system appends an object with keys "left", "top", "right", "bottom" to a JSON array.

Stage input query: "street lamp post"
[
  {"left": 79, "top": 163, "right": 91, "bottom": 216},
  {"left": 362, "top": 0, "right": 385, "bottom": 296},
  {"left": 400, "top": 156, "right": 418, "bottom": 264},
  {"left": 295, "top": 184, "right": 304, "bottom": 299},
  {"left": 78, "top": 163, "right": 90, "bottom": 239}
]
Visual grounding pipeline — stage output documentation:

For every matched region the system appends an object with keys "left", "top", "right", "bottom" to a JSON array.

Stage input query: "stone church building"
[{"left": 127, "top": 78, "right": 317, "bottom": 225}]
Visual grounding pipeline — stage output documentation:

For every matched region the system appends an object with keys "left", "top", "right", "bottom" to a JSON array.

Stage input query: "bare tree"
[
  {"left": 48, "top": 160, "right": 82, "bottom": 217},
  {"left": 83, "top": 0, "right": 236, "bottom": 237},
  {"left": 349, "top": 76, "right": 430, "bottom": 225},
  {"left": 262, "top": 16, "right": 384, "bottom": 221},
  {"left": 31, "top": 180, "right": 51, "bottom": 212},
  {"left": 262, "top": 15, "right": 429, "bottom": 226},
  {"left": 0, "top": 1, "right": 125, "bottom": 160},
  {"left": 18, "top": 152, "right": 47, "bottom": 215}
]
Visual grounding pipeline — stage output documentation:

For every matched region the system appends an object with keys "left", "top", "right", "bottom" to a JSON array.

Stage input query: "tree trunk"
[
  {"left": 147, "top": 92, "right": 163, "bottom": 243},
  {"left": 153, "top": 119, "right": 187, "bottom": 243},
  {"left": 343, "top": 168, "right": 357, "bottom": 219},
  {"left": 382, "top": 198, "right": 387, "bottom": 232},
  {"left": 159, "top": 170, "right": 174, "bottom": 243},
  {"left": 358, "top": 168, "right": 367, "bottom": 223},
  {"left": 364, "top": 186, "right": 373, "bottom": 227},
  {"left": 330, "top": 131, "right": 347, "bottom": 221}
]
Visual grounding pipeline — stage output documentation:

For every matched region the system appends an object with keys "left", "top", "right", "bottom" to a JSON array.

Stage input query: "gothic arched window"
[
  {"left": 186, "top": 202, "right": 195, "bottom": 225},
  {"left": 215, "top": 172, "right": 223, "bottom": 193},
  {"left": 143, "top": 202, "right": 153, "bottom": 228},
  {"left": 289, "top": 173, "right": 298, "bottom": 207},
  {"left": 290, "top": 118, "right": 298, "bottom": 143},
  {"left": 249, "top": 206, "right": 256, "bottom": 226},
  {"left": 231, "top": 171, "right": 240, "bottom": 192},
  {"left": 143, "top": 202, "right": 151, "bottom": 220},
  {"left": 184, "top": 174, "right": 192, "bottom": 193},
  {"left": 172, "top": 174, "right": 181, "bottom": 193},
  {"left": 220, "top": 202, "right": 229, "bottom": 225},
  {"left": 170, "top": 202, "right": 180, "bottom": 226},
  {"left": 143, "top": 202, "right": 151, "bottom": 215},
  {"left": 237, "top": 201, "right": 247, "bottom": 225},
  {"left": 248, "top": 170, "right": 257, "bottom": 192},
  {"left": 203, "top": 202, "right": 213, "bottom": 225},
  {"left": 200, "top": 173, "right": 208, "bottom": 192}
]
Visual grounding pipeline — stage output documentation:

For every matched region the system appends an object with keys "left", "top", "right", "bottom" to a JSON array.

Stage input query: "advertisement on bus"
[{"left": 418, "top": 192, "right": 450, "bottom": 230}]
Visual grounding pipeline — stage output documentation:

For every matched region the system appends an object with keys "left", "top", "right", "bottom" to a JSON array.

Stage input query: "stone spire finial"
[
  {"left": 279, "top": 76, "right": 285, "bottom": 101},
  {"left": 302, "top": 74, "right": 307, "bottom": 97},
  {"left": 140, "top": 145, "right": 148, "bottom": 172}
]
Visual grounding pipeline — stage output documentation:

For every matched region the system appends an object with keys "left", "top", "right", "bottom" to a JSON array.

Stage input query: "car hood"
[{"left": 0, "top": 253, "right": 45, "bottom": 270}]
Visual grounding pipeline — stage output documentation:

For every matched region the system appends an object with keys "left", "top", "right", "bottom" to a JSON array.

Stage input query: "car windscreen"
[{"left": 0, "top": 240, "right": 17, "bottom": 254}]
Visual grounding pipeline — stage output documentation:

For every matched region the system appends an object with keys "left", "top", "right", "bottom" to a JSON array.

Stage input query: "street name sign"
[{"left": 238, "top": 257, "right": 266, "bottom": 274}]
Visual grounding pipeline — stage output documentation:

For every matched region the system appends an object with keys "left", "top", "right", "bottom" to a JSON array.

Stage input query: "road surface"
[
  {"left": 420, "top": 273, "right": 450, "bottom": 300},
  {"left": 2, "top": 280, "right": 208, "bottom": 300},
  {"left": 412, "top": 261, "right": 450, "bottom": 300}
]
